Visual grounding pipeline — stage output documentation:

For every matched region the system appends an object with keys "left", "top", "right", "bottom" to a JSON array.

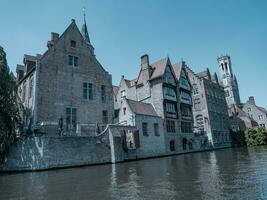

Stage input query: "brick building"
[
  {"left": 114, "top": 55, "right": 200, "bottom": 153},
  {"left": 242, "top": 96, "right": 267, "bottom": 130},
  {"left": 16, "top": 18, "right": 113, "bottom": 134},
  {"left": 185, "top": 66, "right": 231, "bottom": 146}
]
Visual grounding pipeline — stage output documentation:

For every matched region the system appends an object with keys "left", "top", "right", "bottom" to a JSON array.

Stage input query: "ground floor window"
[
  {"left": 154, "top": 123, "right": 159, "bottom": 136},
  {"left": 142, "top": 122, "right": 148, "bottom": 136},
  {"left": 170, "top": 140, "right": 175, "bottom": 151},
  {"left": 66, "top": 107, "right": 77, "bottom": 131},
  {"left": 260, "top": 124, "right": 266, "bottom": 129},
  {"left": 102, "top": 110, "right": 108, "bottom": 124},
  {"left": 182, "top": 138, "right": 187, "bottom": 150},
  {"left": 181, "top": 121, "right": 192, "bottom": 133},
  {"left": 166, "top": 120, "right": 175, "bottom": 133}
]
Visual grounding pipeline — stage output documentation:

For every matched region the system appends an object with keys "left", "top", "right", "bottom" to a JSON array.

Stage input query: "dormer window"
[{"left": 70, "top": 40, "right": 76, "bottom": 48}]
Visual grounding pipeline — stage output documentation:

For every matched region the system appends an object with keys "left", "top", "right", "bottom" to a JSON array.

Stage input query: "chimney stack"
[
  {"left": 51, "top": 32, "right": 59, "bottom": 42},
  {"left": 141, "top": 54, "right": 149, "bottom": 70},
  {"left": 47, "top": 32, "right": 59, "bottom": 49},
  {"left": 248, "top": 96, "right": 255, "bottom": 105}
]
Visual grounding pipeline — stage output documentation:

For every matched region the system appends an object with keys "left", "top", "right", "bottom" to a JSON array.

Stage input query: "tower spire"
[{"left": 81, "top": 7, "right": 91, "bottom": 44}]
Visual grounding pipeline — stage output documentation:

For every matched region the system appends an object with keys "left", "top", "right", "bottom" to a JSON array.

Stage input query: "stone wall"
[{"left": 0, "top": 135, "right": 122, "bottom": 172}]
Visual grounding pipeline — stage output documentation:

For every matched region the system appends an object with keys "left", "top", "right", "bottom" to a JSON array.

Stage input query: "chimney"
[
  {"left": 141, "top": 54, "right": 149, "bottom": 70},
  {"left": 47, "top": 32, "right": 59, "bottom": 49},
  {"left": 248, "top": 96, "right": 255, "bottom": 105},
  {"left": 51, "top": 32, "right": 59, "bottom": 42}
]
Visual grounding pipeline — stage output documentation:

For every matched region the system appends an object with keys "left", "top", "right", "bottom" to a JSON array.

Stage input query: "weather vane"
[{"left": 83, "top": 7, "right": 86, "bottom": 18}]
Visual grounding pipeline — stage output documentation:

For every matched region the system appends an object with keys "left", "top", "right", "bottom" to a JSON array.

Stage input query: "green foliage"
[
  {"left": 230, "top": 130, "right": 246, "bottom": 147},
  {"left": 245, "top": 127, "right": 267, "bottom": 146},
  {"left": 0, "top": 46, "right": 22, "bottom": 163}
]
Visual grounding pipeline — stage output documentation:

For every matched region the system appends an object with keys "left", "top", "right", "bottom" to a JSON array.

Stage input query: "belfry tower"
[{"left": 217, "top": 55, "right": 241, "bottom": 108}]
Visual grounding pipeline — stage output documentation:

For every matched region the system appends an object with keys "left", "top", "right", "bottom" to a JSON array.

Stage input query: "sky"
[{"left": 1, "top": 0, "right": 267, "bottom": 108}]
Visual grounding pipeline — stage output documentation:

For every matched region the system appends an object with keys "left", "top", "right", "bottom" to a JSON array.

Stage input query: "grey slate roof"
[{"left": 126, "top": 99, "right": 159, "bottom": 117}]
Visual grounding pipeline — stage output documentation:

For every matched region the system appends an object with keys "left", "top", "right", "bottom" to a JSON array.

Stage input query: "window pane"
[
  {"left": 74, "top": 56, "right": 78, "bottom": 66},
  {"left": 68, "top": 55, "right": 73, "bottom": 65},
  {"left": 88, "top": 83, "right": 93, "bottom": 100}
]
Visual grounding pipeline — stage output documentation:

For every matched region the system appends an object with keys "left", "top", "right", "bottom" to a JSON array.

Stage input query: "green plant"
[
  {"left": 245, "top": 127, "right": 267, "bottom": 146},
  {"left": 0, "top": 46, "right": 22, "bottom": 162},
  {"left": 230, "top": 130, "right": 246, "bottom": 147}
]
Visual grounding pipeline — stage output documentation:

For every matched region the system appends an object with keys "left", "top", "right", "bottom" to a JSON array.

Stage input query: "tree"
[
  {"left": 229, "top": 130, "right": 246, "bottom": 147},
  {"left": 0, "top": 46, "right": 22, "bottom": 162},
  {"left": 245, "top": 127, "right": 267, "bottom": 146}
]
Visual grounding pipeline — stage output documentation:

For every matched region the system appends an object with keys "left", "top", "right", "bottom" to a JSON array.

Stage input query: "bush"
[
  {"left": 230, "top": 130, "right": 246, "bottom": 147},
  {"left": 245, "top": 127, "right": 267, "bottom": 146}
]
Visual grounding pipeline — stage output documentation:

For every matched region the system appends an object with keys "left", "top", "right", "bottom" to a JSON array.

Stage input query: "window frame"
[{"left": 142, "top": 122, "right": 148, "bottom": 136}]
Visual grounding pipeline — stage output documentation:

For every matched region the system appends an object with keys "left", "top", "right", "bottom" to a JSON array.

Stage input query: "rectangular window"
[
  {"left": 225, "top": 90, "right": 230, "bottom": 97},
  {"left": 259, "top": 115, "right": 264, "bottom": 120},
  {"left": 121, "top": 90, "right": 126, "bottom": 98},
  {"left": 181, "top": 122, "right": 192, "bottom": 133},
  {"left": 194, "top": 98, "right": 201, "bottom": 110},
  {"left": 70, "top": 40, "right": 76, "bottom": 48},
  {"left": 165, "top": 102, "right": 176, "bottom": 114},
  {"left": 260, "top": 124, "right": 266, "bottom": 129},
  {"left": 247, "top": 108, "right": 251, "bottom": 112},
  {"left": 29, "top": 77, "right": 34, "bottom": 98},
  {"left": 83, "top": 82, "right": 93, "bottom": 100},
  {"left": 142, "top": 122, "right": 148, "bottom": 136},
  {"left": 101, "top": 85, "right": 106, "bottom": 103},
  {"left": 181, "top": 104, "right": 192, "bottom": 118},
  {"left": 102, "top": 110, "right": 108, "bottom": 124},
  {"left": 154, "top": 123, "right": 159, "bottom": 136},
  {"left": 66, "top": 107, "right": 77, "bottom": 131},
  {"left": 166, "top": 120, "right": 175, "bottom": 133},
  {"left": 123, "top": 107, "right": 126, "bottom": 115},
  {"left": 68, "top": 55, "right": 78, "bottom": 67}
]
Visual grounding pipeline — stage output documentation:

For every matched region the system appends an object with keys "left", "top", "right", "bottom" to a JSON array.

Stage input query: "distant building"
[
  {"left": 16, "top": 19, "right": 114, "bottom": 134},
  {"left": 228, "top": 104, "right": 258, "bottom": 132},
  {"left": 185, "top": 66, "right": 231, "bottom": 146},
  {"left": 242, "top": 96, "right": 267, "bottom": 130},
  {"left": 217, "top": 55, "right": 241, "bottom": 108}
]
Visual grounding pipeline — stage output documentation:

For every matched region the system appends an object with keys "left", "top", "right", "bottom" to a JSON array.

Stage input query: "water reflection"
[{"left": 1, "top": 146, "right": 267, "bottom": 200}]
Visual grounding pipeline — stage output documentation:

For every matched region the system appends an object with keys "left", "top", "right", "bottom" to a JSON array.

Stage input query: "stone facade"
[
  {"left": 186, "top": 66, "right": 231, "bottom": 146},
  {"left": 217, "top": 55, "right": 241, "bottom": 108},
  {"left": 118, "top": 98, "right": 166, "bottom": 158},
  {"left": 16, "top": 19, "right": 114, "bottom": 134},
  {"left": 242, "top": 96, "right": 267, "bottom": 130},
  {"left": 113, "top": 55, "right": 201, "bottom": 153},
  {"left": 228, "top": 104, "right": 258, "bottom": 132}
]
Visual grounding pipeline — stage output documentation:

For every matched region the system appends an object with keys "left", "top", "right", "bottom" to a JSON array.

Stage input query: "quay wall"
[{"left": 0, "top": 135, "right": 123, "bottom": 172}]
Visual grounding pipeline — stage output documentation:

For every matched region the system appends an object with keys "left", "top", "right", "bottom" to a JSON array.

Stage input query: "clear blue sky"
[{"left": 1, "top": 0, "right": 267, "bottom": 108}]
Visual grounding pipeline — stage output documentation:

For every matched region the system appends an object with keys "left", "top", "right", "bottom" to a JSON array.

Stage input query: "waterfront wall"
[{"left": 0, "top": 135, "right": 123, "bottom": 172}]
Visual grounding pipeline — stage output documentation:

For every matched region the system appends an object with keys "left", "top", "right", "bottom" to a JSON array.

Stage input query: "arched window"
[
  {"left": 221, "top": 63, "right": 224, "bottom": 71},
  {"left": 182, "top": 138, "right": 187, "bottom": 150},
  {"left": 225, "top": 62, "right": 228, "bottom": 72},
  {"left": 170, "top": 140, "right": 175, "bottom": 151}
]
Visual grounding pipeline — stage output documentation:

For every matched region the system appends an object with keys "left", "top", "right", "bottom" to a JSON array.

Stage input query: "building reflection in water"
[{"left": 1, "top": 146, "right": 267, "bottom": 200}]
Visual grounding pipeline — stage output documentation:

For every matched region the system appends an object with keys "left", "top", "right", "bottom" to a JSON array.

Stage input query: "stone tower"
[{"left": 218, "top": 55, "right": 241, "bottom": 108}]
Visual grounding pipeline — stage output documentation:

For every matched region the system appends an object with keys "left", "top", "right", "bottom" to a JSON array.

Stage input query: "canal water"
[{"left": 1, "top": 146, "right": 267, "bottom": 200}]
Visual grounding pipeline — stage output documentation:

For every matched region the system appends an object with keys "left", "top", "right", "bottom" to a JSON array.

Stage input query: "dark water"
[{"left": 1, "top": 147, "right": 267, "bottom": 200}]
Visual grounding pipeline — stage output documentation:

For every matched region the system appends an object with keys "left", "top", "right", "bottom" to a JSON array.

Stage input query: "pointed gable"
[{"left": 136, "top": 57, "right": 169, "bottom": 86}]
